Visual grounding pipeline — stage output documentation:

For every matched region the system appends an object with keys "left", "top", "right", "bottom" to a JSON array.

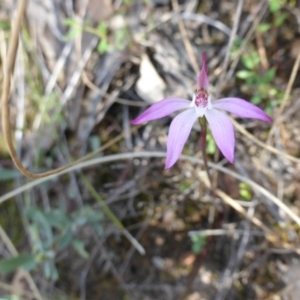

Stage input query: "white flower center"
[{"left": 190, "top": 88, "right": 212, "bottom": 117}]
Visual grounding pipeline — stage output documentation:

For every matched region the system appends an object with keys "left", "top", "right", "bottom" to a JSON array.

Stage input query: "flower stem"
[
  {"left": 199, "top": 117, "right": 212, "bottom": 185},
  {"left": 181, "top": 118, "right": 214, "bottom": 299}
]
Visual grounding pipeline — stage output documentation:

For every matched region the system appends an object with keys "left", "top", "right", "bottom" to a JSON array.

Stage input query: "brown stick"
[{"left": 1, "top": 0, "right": 144, "bottom": 179}]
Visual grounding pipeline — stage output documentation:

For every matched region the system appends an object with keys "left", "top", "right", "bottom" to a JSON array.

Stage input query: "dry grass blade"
[
  {"left": 216, "top": 191, "right": 275, "bottom": 238},
  {"left": 80, "top": 174, "right": 145, "bottom": 255},
  {"left": 217, "top": 0, "right": 244, "bottom": 88},
  {"left": 199, "top": 176, "right": 276, "bottom": 239},
  {"left": 189, "top": 228, "right": 264, "bottom": 237},
  {"left": 171, "top": 0, "right": 198, "bottom": 73},
  {"left": 0, "top": 280, "right": 37, "bottom": 299},
  {"left": 0, "top": 225, "right": 44, "bottom": 300},
  {"left": 1, "top": 0, "right": 30, "bottom": 175},
  {"left": 261, "top": 49, "right": 300, "bottom": 161},
  {"left": 1, "top": 0, "right": 131, "bottom": 179},
  {"left": 232, "top": 118, "right": 300, "bottom": 164},
  {"left": 1, "top": 152, "right": 298, "bottom": 227}
]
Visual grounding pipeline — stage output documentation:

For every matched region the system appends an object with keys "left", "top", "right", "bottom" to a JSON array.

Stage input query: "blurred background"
[{"left": 1, "top": 0, "right": 300, "bottom": 299}]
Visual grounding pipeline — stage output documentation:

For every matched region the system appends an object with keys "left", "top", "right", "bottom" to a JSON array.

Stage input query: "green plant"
[
  {"left": 239, "top": 182, "right": 253, "bottom": 201},
  {"left": 235, "top": 46, "right": 283, "bottom": 115},
  {"left": 0, "top": 206, "right": 103, "bottom": 281},
  {"left": 64, "top": 17, "right": 131, "bottom": 54},
  {"left": 190, "top": 235, "right": 207, "bottom": 254},
  {"left": 206, "top": 132, "right": 216, "bottom": 155},
  {"left": 233, "top": 1, "right": 288, "bottom": 114}
]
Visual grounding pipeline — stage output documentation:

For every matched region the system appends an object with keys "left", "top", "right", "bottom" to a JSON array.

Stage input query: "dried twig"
[
  {"left": 1, "top": 0, "right": 127, "bottom": 179},
  {"left": 261, "top": 49, "right": 300, "bottom": 161},
  {"left": 217, "top": 0, "right": 244, "bottom": 89},
  {"left": 171, "top": 0, "right": 199, "bottom": 74},
  {"left": 0, "top": 225, "right": 44, "bottom": 300},
  {"left": 1, "top": 151, "right": 297, "bottom": 228},
  {"left": 232, "top": 118, "right": 300, "bottom": 165}
]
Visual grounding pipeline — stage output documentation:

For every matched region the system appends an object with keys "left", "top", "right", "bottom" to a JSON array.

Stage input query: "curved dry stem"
[
  {"left": 1, "top": 151, "right": 299, "bottom": 227},
  {"left": 217, "top": 0, "right": 244, "bottom": 88},
  {"left": 261, "top": 49, "right": 300, "bottom": 161},
  {"left": 1, "top": 0, "right": 142, "bottom": 179},
  {"left": 1, "top": 0, "right": 55, "bottom": 178},
  {"left": 171, "top": 0, "right": 198, "bottom": 74}
]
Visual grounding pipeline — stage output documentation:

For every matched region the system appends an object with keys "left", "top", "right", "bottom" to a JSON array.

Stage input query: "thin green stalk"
[
  {"left": 199, "top": 117, "right": 212, "bottom": 185},
  {"left": 79, "top": 174, "right": 145, "bottom": 255}
]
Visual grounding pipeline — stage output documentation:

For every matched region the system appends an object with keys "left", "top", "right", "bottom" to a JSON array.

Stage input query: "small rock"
[{"left": 136, "top": 54, "right": 166, "bottom": 103}]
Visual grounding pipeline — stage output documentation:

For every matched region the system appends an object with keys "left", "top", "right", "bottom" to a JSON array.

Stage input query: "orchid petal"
[
  {"left": 197, "top": 53, "right": 209, "bottom": 90},
  {"left": 165, "top": 109, "right": 198, "bottom": 169},
  {"left": 131, "top": 98, "right": 190, "bottom": 124},
  {"left": 205, "top": 108, "right": 235, "bottom": 163},
  {"left": 213, "top": 97, "right": 272, "bottom": 122}
]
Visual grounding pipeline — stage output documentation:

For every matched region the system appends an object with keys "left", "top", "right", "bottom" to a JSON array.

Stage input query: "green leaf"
[
  {"left": 275, "top": 13, "right": 287, "bottom": 27},
  {"left": 240, "top": 189, "right": 252, "bottom": 201},
  {"left": 1, "top": 295, "right": 22, "bottom": 300},
  {"left": 74, "top": 209, "right": 103, "bottom": 227},
  {"left": 179, "top": 182, "right": 189, "bottom": 192},
  {"left": 269, "top": 0, "right": 281, "bottom": 13},
  {"left": 251, "top": 95, "right": 262, "bottom": 105},
  {"left": 0, "top": 254, "right": 36, "bottom": 275},
  {"left": 63, "top": 18, "right": 80, "bottom": 27},
  {"left": 241, "top": 53, "right": 260, "bottom": 70},
  {"left": 72, "top": 240, "right": 89, "bottom": 259},
  {"left": 63, "top": 18, "right": 82, "bottom": 41},
  {"left": 56, "top": 229, "right": 73, "bottom": 249},
  {"left": 0, "top": 20, "right": 10, "bottom": 30},
  {"left": 265, "top": 105, "right": 273, "bottom": 116},
  {"left": 97, "top": 39, "right": 110, "bottom": 54},
  {"left": 43, "top": 260, "right": 59, "bottom": 281},
  {"left": 230, "top": 38, "right": 243, "bottom": 56},
  {"left": 97, "top": 21, "right": 107, "bottom": 37},
  {"left": 191, "top": 235, "right": 207, "bottom": 254},
  {"left": 239, "top": 183, "right": 252, "bottom": 201},
  {"left": 28, "top": 225, "right": 44, "bottom": 253},
  {"left": 26, "top": 209, "right": 53, "bottom": 248},
  {"left": 63, "top": 28, "right": 82, "bottom": 41},
  {"left": 89, "top": 135, "right": 101, "bottom": 151},
  {"left": 206, "top": 133, "right": 216, "bottom": 155},
  {"left": 257, "top": 23, "right": 271, "bottom": 33},
  {"left": 114, "top": 27, "right": 129, "bottom": 50},
  {"left": 236, "top": 70, "right": 254, "bottom": 79},
  {"left": 269, "top": 88, "right": 278, "bottom": 96},
  {"left": 0, "top": 169, "right": 21, "bottom": 181},
  {"left": 233, "top": 38, "right": 243, "bottom": 47},
  {"left": 43, "top": 209, "right": 70, "bottom": 229},
  {"left": 262, "top": 68, "right": 276, "bottom": 84}
]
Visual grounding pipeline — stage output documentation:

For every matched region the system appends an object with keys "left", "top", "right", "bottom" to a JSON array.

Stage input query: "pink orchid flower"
[{"left": 131, "top": 53, "right": 272, "bottom": 169}]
